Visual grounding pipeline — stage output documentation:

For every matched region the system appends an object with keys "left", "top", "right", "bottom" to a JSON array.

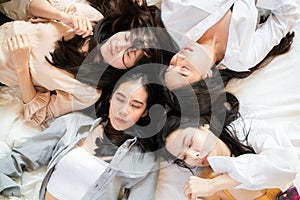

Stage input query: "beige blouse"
[{"left": 0, "top": 1, "right": 103, "bottom": 126}]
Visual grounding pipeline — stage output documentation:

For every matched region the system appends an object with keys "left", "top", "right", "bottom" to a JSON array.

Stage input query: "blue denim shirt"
[{"left": 0, "top": 112, "right": 159, "bottom": 200}]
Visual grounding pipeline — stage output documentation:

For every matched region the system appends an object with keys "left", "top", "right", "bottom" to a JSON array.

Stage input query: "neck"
[
  {"left": 217, "top": 141, "right": 232, "bottom": 157},
  {"left": 104, "top": 119, "right": 132, "bottom": 146},
  {"left": 196, "top": 10, "right": 232, "bottom": 63}
]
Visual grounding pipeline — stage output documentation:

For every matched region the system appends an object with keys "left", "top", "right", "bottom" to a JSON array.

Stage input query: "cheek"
[
  {"left": 129, "top": 110, "right": 144, "bottom": 123},
  {"left": 110, "top": 56, "right": 126, "bottom": 69},
  {"left": 185, "top": 158, "right": 199, "bottom": 166}
]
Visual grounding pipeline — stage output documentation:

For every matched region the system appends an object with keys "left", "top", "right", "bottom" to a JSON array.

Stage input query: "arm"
[
  {"left": 0, "top": 116, "right": 67, "bottom": 196},
  {"left": 7, "top": 34, "right": 101, "bottom": 126},
  {"left": 183, "top": 174, "right": 240, "bottom": 199},
  {"left": 226, "top": 0, "right": 300, "bottom": 71},
  {"left": 7, "top": 34, "right": 36, "bottom": 104},
  {"left": 29, "top": 0, "right": 93, "bottom": 37},
  {"left": 208, "top": 121, "right": 300, "bottom": 190}
]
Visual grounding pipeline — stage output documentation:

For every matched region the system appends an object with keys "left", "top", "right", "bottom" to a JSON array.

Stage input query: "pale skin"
[
  {"left": 6, "top": 31, "right": 147, "bottom": 106},
  {"left": 29, "top": 0, "right": 93, "bottom": 37},
  {"left": 45, "top": 79, "right": 149, "bottom": 200},
  {"left": 7, "top": 34, "right": 36, "bottom": 104},
  {"left": 166, "top": 125, "right": 267, "bottom": 200},
  {"left": 138, "top": 1, "right": 231, "bottom": 89}
]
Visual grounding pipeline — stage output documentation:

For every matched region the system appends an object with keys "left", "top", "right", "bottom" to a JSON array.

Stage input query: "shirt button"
[
  {"left": 95, "top": 184, "right": 98, "bottom": 188},
  {"left": 108, "top": 169, "right": 111, "bottom": 173}
]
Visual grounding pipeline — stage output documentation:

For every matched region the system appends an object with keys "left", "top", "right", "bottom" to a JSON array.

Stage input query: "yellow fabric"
[
  {"left": 198, "top": 167, "right": 281, "bottom": 200},
  {"left": 223, "top": 189, "right": 235, "bottom": 200},
  {"left": 255, "top": 188, "right": 281, "bottom": 200}
]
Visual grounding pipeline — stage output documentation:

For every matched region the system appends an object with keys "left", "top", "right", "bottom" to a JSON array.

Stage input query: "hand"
[
  {"left": 184, "top": 176, "right": 217, "bottom": 200},
  {"left": 7, "top": 34, "right": 31, "bottom": 73},
  {"left": 132, "top": 0, "right": 144, "bottom": 6},
  {"left": 60, "top": 13, "right": 93, "bottom": 38}
]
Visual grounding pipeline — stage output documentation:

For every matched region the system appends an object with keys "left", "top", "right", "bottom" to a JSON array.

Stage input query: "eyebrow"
[
  {"left": 132, "top": 99, "right": 144, "bottom": 105},
  {"left": 116, "top": 92, "right": 126, "bottom": 98},
  {"left": 116, "top": 92, "right": 144, "bottom": 105},
  {"left": 176, "top": 134, "right": 188, "bottom": 158}
]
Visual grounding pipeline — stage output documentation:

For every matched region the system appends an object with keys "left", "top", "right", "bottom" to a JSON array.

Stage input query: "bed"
[{"left": 0, "top": 7, "right": 300, "bottom": 200}]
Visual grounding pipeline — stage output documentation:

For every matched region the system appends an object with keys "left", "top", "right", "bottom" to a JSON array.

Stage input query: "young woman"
[
  {"left": 0, "top": 0, "right": 168, "bottom": 126},
  {"left": 146, "top": 0, "right": 299, "bottom": 90},
  {"left": 163, "top": 0, "right": 298, "bottom": 68},
  {"left": 157, "top": 94, "right": 299, "bottom": 200},
  {"left": 0, "top": 72, "right": 166, "bottom": 200}
]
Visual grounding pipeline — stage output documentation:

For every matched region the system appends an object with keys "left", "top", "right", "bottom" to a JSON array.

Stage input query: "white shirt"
[
  {"left": 208, "top": 118, "right": 300, "bottom": 190},
  {"left": 161, "top": 0, "right": 300, "bottom": 71}
]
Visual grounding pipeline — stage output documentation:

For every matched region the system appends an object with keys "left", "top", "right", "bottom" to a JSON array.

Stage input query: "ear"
[
  {"left": 141, "top": 109, "right": 148, "bottom": 117},
  {"left": 200, "top": 124, "right": 210, "bottom": 131}
]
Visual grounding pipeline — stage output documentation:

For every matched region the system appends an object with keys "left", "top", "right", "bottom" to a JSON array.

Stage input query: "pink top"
[{"left": 0, "top": 1, "right": 103, "bottom": 126}]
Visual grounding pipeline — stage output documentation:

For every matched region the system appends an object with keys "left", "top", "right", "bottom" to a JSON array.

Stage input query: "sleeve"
[
  {"left": 208, "top": 122, "right": 300, "bottom": 190},
  {"left": 228, "top": 0, "right": 300, "bottom": 71},
  {"left": 0, "top": 0, "right": 32, "bottom": 20},
  {"left": 49, "top": 0, "right": 103, "bottom": 22},
  {"left": 127, "top": 170, "right": 158, "bottom": 200},
  {"left": 0, "top": 116, "right": 67, "bottom": 196},
  {"left": 23, "top": 85, "right": 101, "bottom": 126}
]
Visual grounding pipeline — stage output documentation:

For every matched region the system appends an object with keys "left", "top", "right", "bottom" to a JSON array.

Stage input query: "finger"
[
  {"left": 184, "top": 186, "right": 191, "bottom": 198},
  {"left": 136, "top": 0, "right": 143, "bottom": 6},
  {"left": 20, "top": 34, "right": 29, "bottom": 46},
  {"left": 7, "top": 37, "right": 13, "bottom": 51},
  {"left": 10, "top": 35, "right": 18, "bottom": 48},
  {"left": 82, "top": 18, "right": 93, "bottom": 38},
  {"left": 72, "top": 16, "right": 79, "bottom": 32},
  {"left": 15, "top": 34, "right": 24, "bottom": 47},
  {"left": 75, "top": 17, "right": 87, "bottom": 36}
]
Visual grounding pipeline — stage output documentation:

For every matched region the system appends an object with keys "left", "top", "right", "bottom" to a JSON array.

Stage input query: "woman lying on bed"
[
  {"left": 155, "top": 92, "right": 300, "bottom": 200},
  {"left": 135, "top": 0, "right": 300, "bottom": 90},
  {"left": 0, "top": 0, "right": 171, "bottom": 126},
  {"left": 0, "top": 72, "right": 168, "bottom": 200}
]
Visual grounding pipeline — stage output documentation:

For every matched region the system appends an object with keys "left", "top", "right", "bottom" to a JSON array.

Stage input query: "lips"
[
  {"left": 201, "top": 154, "right": 209, "bottom": 165},
  {"left": 108, "top": 40, "right": 113, "bottom": 56},
  {"left": 115, "top": 117, "right": 127, "bottom": 124},
  {"left": 183, "top": 46, "right": 194, "bottom": 52}
]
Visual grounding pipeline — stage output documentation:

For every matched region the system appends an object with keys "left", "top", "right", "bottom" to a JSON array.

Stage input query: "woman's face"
[
  {"left": 109, "top": 79, "right": 148, "bottom": 131},
  {"left": 100, "top": 31, "right": 147, "bottom": 69},
  {"left": 165, "top": 125, "right": 229, "bottom": 166},
  {"left": 164, "top": 43, "right": 214, "bottom": 90}
]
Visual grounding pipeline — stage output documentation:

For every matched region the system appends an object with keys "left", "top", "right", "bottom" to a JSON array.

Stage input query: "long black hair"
[
  {"left": 157, "top": 92, "right": 255, "bottom": 168},
  {"left": 45, "top": 0, "right": 177, "bottom": 80},
  {"left": 220, "top": 31, "right": 295, "bottom": 84},
  {"left": 93, "top": 71, "right": 167, "bottom": 155}
]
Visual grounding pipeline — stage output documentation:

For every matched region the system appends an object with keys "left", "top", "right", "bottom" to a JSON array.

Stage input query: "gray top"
[{"left": 0, "top": 112, "right": 159, "bottom": 200}]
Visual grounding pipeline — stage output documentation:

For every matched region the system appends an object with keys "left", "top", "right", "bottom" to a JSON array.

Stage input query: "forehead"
[
  {"left": 166, "top": 127, "right": 198, "bottom": 155},
  {"left": 114, "top": 80, "right": 148, "bottom": 101}
]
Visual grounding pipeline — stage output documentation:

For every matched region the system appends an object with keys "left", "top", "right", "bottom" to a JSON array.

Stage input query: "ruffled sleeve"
[
  {"left": 0, "top": 0, "right": 33, "bottom": 20},
  {"left": 23, "top": 86, "right": 101, "bottom": 126},
  {"left": 23, "top": 91, "right": 52, "bottom": 126}
]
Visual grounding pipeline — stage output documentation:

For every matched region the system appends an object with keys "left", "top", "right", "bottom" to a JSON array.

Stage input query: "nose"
[
  {"left": 119, "top": 105, "right": 129, "bottom": 117},
  {"left": 168, "top": 54, "right": 186, "bottom": 72},
  {"left": 186, "top": 149, "right": 200, "bottom": 160},
  {"left": 116, "top": 39, "right": 131, "bottom": 54}
]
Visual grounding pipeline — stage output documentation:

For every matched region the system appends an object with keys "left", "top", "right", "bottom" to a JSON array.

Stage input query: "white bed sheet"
[{"left": 1, "top": 10, "right": 300, "bottom": 200}]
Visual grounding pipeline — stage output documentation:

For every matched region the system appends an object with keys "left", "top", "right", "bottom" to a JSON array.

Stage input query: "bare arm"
[
  {"left": 29, "top": 0, "right": 93, "bottom": 37},
  {"left": 183, "top": 174, "right": 239, "bottom": 200},
  {"left": 7, "top": 34, "right": 36, "bottom": 104}
]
